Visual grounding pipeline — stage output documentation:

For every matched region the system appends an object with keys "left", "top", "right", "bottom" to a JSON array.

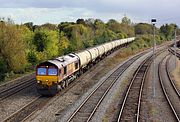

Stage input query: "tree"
[
  {"left": 58, "top": 22, "right": 75, "bottom": 32},
  {"left": 58, "top": 33, "right": 70, "bottom": 55},
  {"left": 94, "top": 19, "right": 105, "bottom": 35},
  {"left": 119, "top": 23, "right": 134, "bottom": 37},
  {"left": 121, "top": 16, "right": 131, "bottom": 25},
  {"left": 27, "top": 51, "right": 38, "bottom": 65},
  {"left": 63, "top": 24, "right": 89, "bottom": 51},
  {"left": 45, "top": 30, "right": 59, "bottom": 58},
  {"left": 24, "top": 22, "right": 34, "bottom": 31},
  {"left": 94, "top": 19, "right": 106, "bottom": 30},
  {"left": 106, "top": 19, "right": 121, "bottom": 33},
  {"left": 160, "top": 24, "right": 175, "bottom": 40},
  {"left": 0, "top": 56, "right": 7, "bottom": 80},
  {"left": 83, "top": 39, "right": 94, "bottom": 48},
  {"left": 0, "top": 21, "right": 28, "bottom": 73},
  {"left": 76, "top": 19, "right": 86, "bottom": 25},
  {"left": 85, "top": 18, "right": 95, "bottom": 29},
  {"left": 135, "top": 23, "right": 153, "bottom": 35},
  {"left": 41, "top": 23, "right": 57, "bottom": 30},
  {"left": 32, "top": 25, "right": 40, "bottom": 31},
  {"left": 19, "top": 25, "right": 35, "bottom": 50},
  {"left": 117, "top": 33, "right": 126, "bottom": 39},
  {"left": 33, "top": 29, "right": 59, "bottom": 58},
  {"left": 33, "top": 30, "right": 47, "bottom": 52}
]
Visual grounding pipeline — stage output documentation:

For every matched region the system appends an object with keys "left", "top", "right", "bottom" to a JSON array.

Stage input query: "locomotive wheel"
[
  {"left": 62, "top": 80, "right": 66, "bottom": 89},
  {"left": 58, "top": 84, "right": 63, "bottom": 91},
  {"left": 66, "top": 80, "right": 69, "bottom": 87}
]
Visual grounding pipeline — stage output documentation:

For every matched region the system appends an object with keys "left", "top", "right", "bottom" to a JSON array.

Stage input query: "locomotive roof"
[
  {"left": 37, "top": 53, "right": 79, "bottom": 68},
  {"left": 52, "top": 53, "right": 79, "bottom": 66},
  {"left": 37, "top": 60, "right": 62, "bottom": 68}
]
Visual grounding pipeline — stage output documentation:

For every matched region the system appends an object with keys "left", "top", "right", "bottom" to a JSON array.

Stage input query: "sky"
[{"left": 0, "top": 0, "right": 179, "bottom": 26}]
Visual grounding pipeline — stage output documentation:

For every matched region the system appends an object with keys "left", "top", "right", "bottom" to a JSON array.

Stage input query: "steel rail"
[
  {"left": 158, "top": 55, "right": 180, "bottom": 122},
  {"left": 0, "top": 78, "right": 35, "bottom": 101},
  {"left": 117, "top": 49, "right": 165, "bottom": 122},
  {"left": 166, "top": 55, "right": 180, "bottom": 97},
  {"left": 67, "top": 51, "right": 146, "bottom": 122},
  {"left": 117, "top": 55, "right": 151, "bottom": 122}
]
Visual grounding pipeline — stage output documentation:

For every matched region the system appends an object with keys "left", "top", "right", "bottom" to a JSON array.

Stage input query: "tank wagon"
[{"left": 36, "top": 37, "right": 135, "bottom": 95}]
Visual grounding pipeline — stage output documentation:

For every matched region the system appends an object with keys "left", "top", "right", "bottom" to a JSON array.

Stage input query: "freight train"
[{"left": 36, "top": 37, "right": 135, "bottom": 96}]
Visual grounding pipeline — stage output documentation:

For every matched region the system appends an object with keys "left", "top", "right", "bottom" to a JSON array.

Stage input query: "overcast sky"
[{"left": 0, "top": 0, "right": 179, "bottom": 26}]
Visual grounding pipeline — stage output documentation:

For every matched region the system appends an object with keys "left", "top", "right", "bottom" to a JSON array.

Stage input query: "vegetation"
[
  {"left": 135, "top": 23, "right": 153, "bottom": 35},
  {"left": 0, "top": 17, "right": 179, "bottom": 82}
]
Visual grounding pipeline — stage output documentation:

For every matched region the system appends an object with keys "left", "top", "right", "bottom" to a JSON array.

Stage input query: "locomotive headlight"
[{"left": 37, "top": 80, "right": 40, "bottom": 83}]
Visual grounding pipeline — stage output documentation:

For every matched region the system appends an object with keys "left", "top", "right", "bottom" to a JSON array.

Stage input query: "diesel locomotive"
[{"left": 36, "top": 37, "right": 135, "bottom": 95}]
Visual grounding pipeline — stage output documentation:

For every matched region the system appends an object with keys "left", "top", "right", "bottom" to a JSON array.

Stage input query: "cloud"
[
  {"left": 0, "top": 0, "right": 179, "bottom": 26},
  {"left": 0, "top": 8, "right": 95, "bottom": 24},
  {"left": 0, "top": 0, "right": 87, "bottom": 8},
  {"left": 0, "top": 7, "right": 128, "bottom": 25}
]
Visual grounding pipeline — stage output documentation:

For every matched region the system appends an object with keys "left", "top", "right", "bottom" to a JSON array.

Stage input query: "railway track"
[
  {"left": 166, "top": 55, "right": 180, "bottom": 97},
  {"left": 0, "top": 46, "right": 145, "bottom": 122},
  {"left": 168, "top": 47, "right": 180, "bottom": 58},
  {"left": 2, "top": 81, "right": 76, "bottom": 122},
  {"left": 1, "top": 47, "right": 171, "bottom": 122},
  {"left": 0, "top": 78, "right": 36, "bottom": 101},
  {"left": 158, "top": 55, "right": 180, "bottom": 121},
  {"left": 116, "top": 47, "right": 167, "bottom": 121},
  {"left": 117, "top": 52, "right": 152, "bottom": 121},
  {"left": 2, "top": 86, "right": 73, "bottom": 122},
  {"left": 66, "top": 51, "right": 146, "bottom": 122},
  {"left": 2, "top": 68, "right": 91, "bottom": 122},
  {"left": 2, "top": 96, "right": 48, "bottom": 122}
]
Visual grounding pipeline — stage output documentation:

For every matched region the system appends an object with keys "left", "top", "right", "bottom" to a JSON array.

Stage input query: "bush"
[
  {"left": 129, "top": 34, "right": 164, "bottom": 51},
  {"left": 117, "top": 33, "right": 126, "bottom": 39},
  {"left": 0, "top": 57, "right": 8, "bottom": 81},
  {"left": 27, "top": 51, "right": 38, "bottom": 65}
]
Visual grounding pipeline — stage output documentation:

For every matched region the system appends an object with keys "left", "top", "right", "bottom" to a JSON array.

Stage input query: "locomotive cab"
[
  {"left": 36, "top": 66, "right": 58, "bottom": 86},
  {"left": 36, "top": 61, "right": 62, "bottom": 96},
  {"left": 36, "top": 54, "right": 80, "bottom": 96}
]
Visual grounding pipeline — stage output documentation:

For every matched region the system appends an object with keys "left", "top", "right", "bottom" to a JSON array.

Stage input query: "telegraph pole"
[
  {"left": 151, "top": 19, "right": 156, "bottom": 98},
  {"left": 174, "top": 25, "right": 177, "bottom": 68}
]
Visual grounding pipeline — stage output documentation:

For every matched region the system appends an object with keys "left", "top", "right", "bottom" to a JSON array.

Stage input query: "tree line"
[{"left": 0, "top": 17, "right": 179, "bottom": 81}]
